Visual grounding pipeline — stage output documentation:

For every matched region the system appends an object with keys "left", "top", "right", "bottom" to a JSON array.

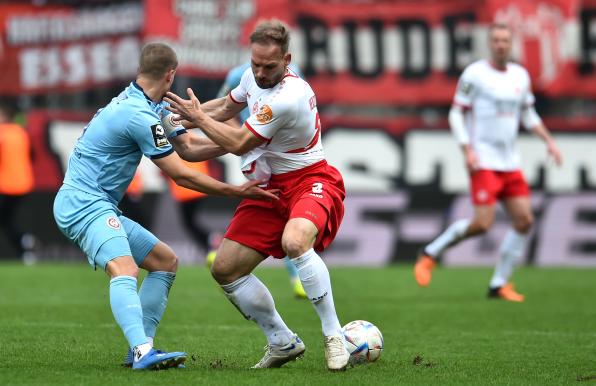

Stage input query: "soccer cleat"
[
  {"left": 205, "top": 250, "right": 217, "bottom": 269},
  {"left": 292, "top": 278, "right": 308, "bottom": 299},
  {"left": 251, "top": 335, "right": 306, "bottom": 369},
  {"left": 123, "top": 348, "right": 186, "bottom": 368},
  {"left": 324, "top": 335, "right": 350, "bottom": 371},
  {"left": 131, "top": 348, "right": 187, "bottom": 370},
  {"left": 414, "top": 253, "right": 436, "bottom": 287},
  {"left": 487, "top": 283, "right": 525, "bottom": 302}
]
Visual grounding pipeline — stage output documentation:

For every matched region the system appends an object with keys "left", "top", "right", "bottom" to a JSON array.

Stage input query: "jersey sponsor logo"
[
  {"left": 106, "top": 216, "right": 121, "bottom": 230},
  {"left": 151, "top": 124, "right": 169, "bottom": 148},
  {"left": 256, "top": 104, "right": 273, "bottom": 123}
]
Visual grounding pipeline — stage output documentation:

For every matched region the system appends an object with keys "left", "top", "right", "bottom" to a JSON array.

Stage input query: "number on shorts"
[{"left": 312, "top": 182, "right": 324, "bottom": 194}]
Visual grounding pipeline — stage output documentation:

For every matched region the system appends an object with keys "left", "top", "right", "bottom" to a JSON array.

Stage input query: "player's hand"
[
  {"left": 164, "top": 88, "right": 203, "bottom": 125},
  {"left": 547, "top": 141, "right": 562, "bottom": 166},
  {"left": 465, "top": 148, "right": 479, "bottom": 173},
  {"left": 234, "top": 180, "right": 280, "bottom": 201}
]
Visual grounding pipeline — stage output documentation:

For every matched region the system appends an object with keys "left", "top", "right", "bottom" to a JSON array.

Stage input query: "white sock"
[
  {"left": 221, "top": 274, "right": 294, "bottom": 346},
  {"left": 133, "top": 343, "right": 152, "bottom": 362},
  {"left": 490, "top": 229, "right": 528, "bottom": 288},
  {"left": 425, "top": 219, "right": 471, "bottom": 257},
  {"left": 147, "top": 336, "right": 154, "bottom": 347},
  {"left": 292, "top": 249, "right": 342, "bottom": 337}
]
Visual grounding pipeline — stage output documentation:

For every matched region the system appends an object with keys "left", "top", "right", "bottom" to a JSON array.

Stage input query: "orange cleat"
[
  {"left": 414, "top": 253, "right": 436, "bottom": 287},
  {"left": 488, "top": 283, "right": 525, "bottom": 302}
]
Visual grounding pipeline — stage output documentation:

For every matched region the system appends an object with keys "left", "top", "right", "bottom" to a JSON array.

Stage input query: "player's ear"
[
  {"left": 284, "top": 52, "right": 291, "bottom": 66},
  {"left": 165, "top": 69, "right": 176, "bottom": 85}
]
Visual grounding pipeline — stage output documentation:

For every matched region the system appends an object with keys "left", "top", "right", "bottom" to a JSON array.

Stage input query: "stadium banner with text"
[
  {"left": 144, "top": 0, "right": 596, "bottom": 104},
  {"left": 0, "top": 2, "right": 142, "bottom": 94},
  {"left": 18, "top": 110, "right": 596, "bottom": 267}
]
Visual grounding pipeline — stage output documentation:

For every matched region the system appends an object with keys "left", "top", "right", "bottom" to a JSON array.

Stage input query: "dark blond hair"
[
  {"left": 250, "top": 19, "right": 290, "bottom": 54},
  {"left": 138, "top": 42, "right": 178, "bottom": 80}
]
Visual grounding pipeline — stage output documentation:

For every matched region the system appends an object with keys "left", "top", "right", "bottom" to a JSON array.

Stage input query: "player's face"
[
  {"left": 251, "top": 43, "right": 290, "bottom": 89},
  {"left": 489, "top": 28, "right": 512, "bottom": 65}
]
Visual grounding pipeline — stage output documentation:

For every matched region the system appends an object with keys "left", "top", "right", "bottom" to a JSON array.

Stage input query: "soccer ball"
[{"left": 342, "top": 320, "right": 384, "bottom": 365}]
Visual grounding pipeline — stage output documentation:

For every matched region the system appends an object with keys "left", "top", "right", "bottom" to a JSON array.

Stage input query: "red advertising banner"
[
  {"left": 144, "top": 0, "right": 596, "bottom": 104},
  {"left": 0, "top": 2, "right": 142, "bottom": 94},
  {"left": 1, "top": 0, "right": 595, "bottom": 102}
]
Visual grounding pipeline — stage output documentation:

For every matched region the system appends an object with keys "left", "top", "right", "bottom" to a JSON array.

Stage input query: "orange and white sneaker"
[
  {"left": 414, "top": 253, "right": 436, "bottom": 287},
  {"left": 487, "top": 283, "right": 525, "bottom": 302}
]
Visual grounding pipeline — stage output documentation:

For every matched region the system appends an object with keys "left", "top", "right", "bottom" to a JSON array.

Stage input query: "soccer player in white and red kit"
[
  {"left": 165, "top": 20, "right": 350, "bottom": 370},
  {"left": 414, "top": 23, "right": 562, "bottom": 301}
]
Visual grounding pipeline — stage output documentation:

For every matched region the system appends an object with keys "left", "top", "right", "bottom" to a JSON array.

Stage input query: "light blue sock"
[
  {"left": 109, "top": 275, "right": 147, "bottom": 349},
  {"left": 138, "top": 271, "right": 176, "bottom": 339},
  {"left": 283, "top": 256, "right": 299, "bottom": 280}
]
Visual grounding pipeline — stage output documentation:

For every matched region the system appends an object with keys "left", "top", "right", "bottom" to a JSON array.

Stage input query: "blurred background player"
[
  {"left": 0, "top": 100, "right": 37, "bottom": 264},
  {"left": 414, "top": 23, "right": 562, "bottom": 302},
  {"left": 214, "top": 62, "right": 307, "bottom": 299},
  {"left": 52, "top": 42, "right": 277, "bottom": 370},
  {"left": 165, "top": 19, "right": 350, "bottom": 371}
]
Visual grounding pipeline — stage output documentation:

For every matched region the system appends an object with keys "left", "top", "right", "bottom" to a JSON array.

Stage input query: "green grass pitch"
[{"left": 0, "top": 263, "right": 594, "bottom": 385}]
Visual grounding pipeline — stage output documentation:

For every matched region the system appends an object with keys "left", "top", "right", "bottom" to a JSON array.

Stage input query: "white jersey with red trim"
[
  {"left": 454, "top": 59, "right": 536, "bottom": 171},
  {"left": 230, "top": 67, "right": 324, "bottom": 178}
]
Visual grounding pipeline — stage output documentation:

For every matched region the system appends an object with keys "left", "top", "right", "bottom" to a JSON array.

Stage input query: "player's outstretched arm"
[
  {"left": 199, "top": 96, "right": 246, "bottom": 122},
  {"left": 165, "top": 88, "right": 265, "bottom": 156},
  {"left": 169, "top": 132, "right": 228, "bottom": 162},
  {"left": 153, "top": 151, "right": 279, "bottom": 200}
]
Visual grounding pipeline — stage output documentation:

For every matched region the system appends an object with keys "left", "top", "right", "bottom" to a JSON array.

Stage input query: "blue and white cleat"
[
  {"left": 123, "top": 348, "right": 186, "bottom": 368},
  {"left": 130, "top": 348, "right": 187, "bottom": 370}
]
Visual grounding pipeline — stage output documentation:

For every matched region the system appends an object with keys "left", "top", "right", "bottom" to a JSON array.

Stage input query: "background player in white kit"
[
  {"left": 414, "top": 23, "right": 562, "bottom": 302},
  {"left": 164, "top": 20, "right": 350, "bottom": 371}
]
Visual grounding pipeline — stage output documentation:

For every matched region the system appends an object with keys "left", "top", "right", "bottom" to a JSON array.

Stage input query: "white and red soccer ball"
[{"left": 342, "top": 320, "right": 384, "bottom": 365}]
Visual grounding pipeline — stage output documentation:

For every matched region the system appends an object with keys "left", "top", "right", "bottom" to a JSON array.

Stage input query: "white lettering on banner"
[
  {"left": 6, "top": 4, "right": 142, "bottom": 44},
  {"left": 323, "top": 129, "right": 401, "bottom": 192},
  {"left": 322, "top": 194, "right": 408, "bottom": 266},
  {"left": 48, "top": 121, "right": 165, "bottom": 191},
  {"left": 405, "top": 131, "right": 596, "bottom": 193},
  {"left": 535, "top": 195, "right": 596, "bottom": 266},
  {"left": 18, "top": 37, "right": 140, "bottom": 89},
  {"left": 168, "top": 0, "right": 255, "bottom": 72}
]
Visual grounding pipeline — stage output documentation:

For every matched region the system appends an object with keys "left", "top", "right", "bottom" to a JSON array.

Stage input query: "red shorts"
[
  {"left": 470, "top": 169, "right": 530, "bottom": 205},
  {"left": 225, "top": 160, "right": 345, "bottom": 258}
]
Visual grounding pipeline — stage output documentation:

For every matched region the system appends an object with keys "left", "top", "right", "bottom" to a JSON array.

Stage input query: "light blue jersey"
[
  {"left": 54, "top": 82, "right": 170, "bottom": 269},
  {"left": 218, "top": 63, "right": 302, "bottom": 124},
  {"left": 63, "top": 82, "right": 173, "bottom": 205}
]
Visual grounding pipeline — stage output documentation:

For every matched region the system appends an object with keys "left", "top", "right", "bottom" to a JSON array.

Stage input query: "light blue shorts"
[{"left": 53, "top": 187, "right": 158, "bottom": 270}]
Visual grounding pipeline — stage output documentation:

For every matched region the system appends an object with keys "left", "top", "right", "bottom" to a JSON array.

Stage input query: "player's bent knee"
[
  {"left": 282, "top": 238, "right": 309, "bottom": 259},
  {"left": 514, "top": 216, "right": 533, "bottom": 234},
  {"left": 210, "top": 256, "right": 240, "bottom": 285},
  {"left": 106, "top": 256, "right": 139, "bottom": 278}
]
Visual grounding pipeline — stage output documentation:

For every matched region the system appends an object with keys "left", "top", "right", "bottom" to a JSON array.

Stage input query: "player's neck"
[
  {"left": 135, "top": 77, "right": 165, "bottom": 103},
  {"left": 489, "top": 59, "right": 508, "bottom": 72}
]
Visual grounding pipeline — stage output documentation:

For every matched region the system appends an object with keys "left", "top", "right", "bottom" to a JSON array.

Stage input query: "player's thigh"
[
  {"left": 120, "top": 216, "right": 161, "bottom": 268},
  {"left": 212, "top": 238, "right": 266, "bottom": 284},
  {"left": 502, "top": 196, "right": 533, "bottom": 233}
]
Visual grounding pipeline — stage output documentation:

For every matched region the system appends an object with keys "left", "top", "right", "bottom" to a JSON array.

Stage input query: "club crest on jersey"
[
  {"left": 256, "top": 104, "right": 273, "bottom": 123},
  {"left": 106, "top": 216, "right": 121, "bottom": 230},
  {"left": 459, "top": 81, "right": 473, "bottom": 95},
  {"left": 151, "top": 124, "right": 169, "bottom": 147}
]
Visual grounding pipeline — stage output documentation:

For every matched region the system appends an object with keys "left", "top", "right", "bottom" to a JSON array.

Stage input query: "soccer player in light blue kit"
[
  {"left": 210, "top": 62, "right": 308, "bottom": 299},
  {"left": 53, "top": 43, "right": 277, "bottom": 370}
]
